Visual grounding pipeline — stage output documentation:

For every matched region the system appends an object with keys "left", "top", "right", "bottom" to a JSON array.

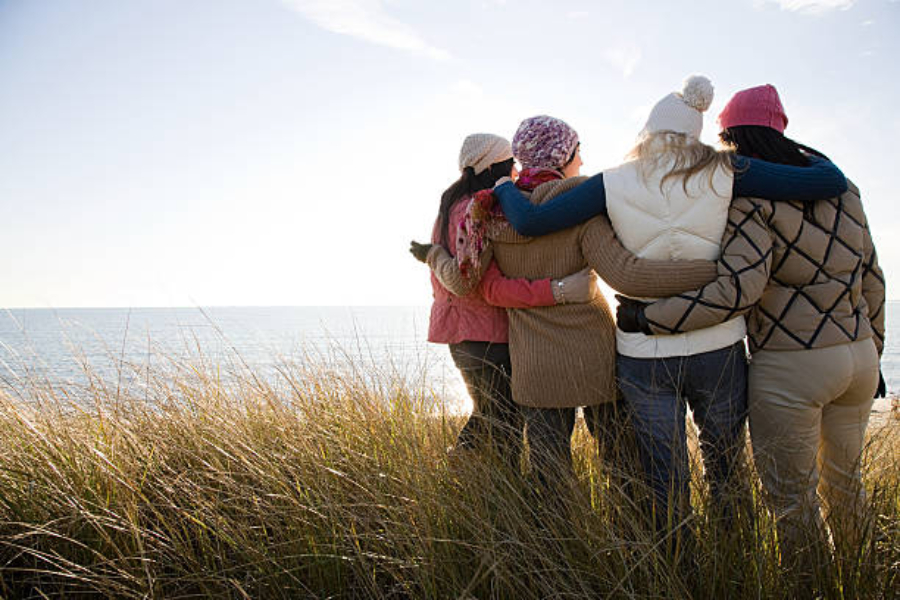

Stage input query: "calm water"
[
  {"left": 1, "top": 305, "right": 897, "bottom": 414},
  {"left": 0, "top": 306, "right": 466, "bottom": 408}
]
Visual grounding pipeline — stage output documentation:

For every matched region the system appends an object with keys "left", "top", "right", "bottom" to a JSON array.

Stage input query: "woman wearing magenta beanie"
[{"left": 622, "top": 84, "right": 885, "bottom": 571}]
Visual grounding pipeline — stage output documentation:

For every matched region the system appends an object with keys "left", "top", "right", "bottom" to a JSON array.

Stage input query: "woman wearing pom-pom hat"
[{"left": 492, "top": 76, "right": 851, "bottom": 527}]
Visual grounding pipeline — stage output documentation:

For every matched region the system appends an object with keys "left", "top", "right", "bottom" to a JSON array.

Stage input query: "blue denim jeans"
[{"left": 617, "top": 341, "right": 749, "bottom": 526}]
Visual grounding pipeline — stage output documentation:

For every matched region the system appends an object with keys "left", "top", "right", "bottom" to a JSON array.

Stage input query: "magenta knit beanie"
[
  {"left": 511, "top": 115, "right": 579, "bottom": 170},
  {"left": 718, "top": 84, "right": 789, "bottom": 133}
]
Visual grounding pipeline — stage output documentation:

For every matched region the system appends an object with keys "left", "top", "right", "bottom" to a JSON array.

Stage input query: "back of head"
[
  {"left": 631, "top": 75, "right": 729, "bottom": 190},
  {"left": 718, "top": 84, "right": 824, "bottom": 167},
  {"left": 437, "top": 134, "right": 515, "bottom": 247},
  {"left": 641, "top": 75, "right": 715, "bottom": 140},
  {"left": 718, "top": 85, "right": 833, "bottom": 226},
  {"left": 512, "top": 115, "right": 580, "bottom": 171},
  {"left": 718, "top": 84, "right": 788, "bottom": 134},
  {"left": 458, "top": 133, "right": 513, "bottom": 175}
]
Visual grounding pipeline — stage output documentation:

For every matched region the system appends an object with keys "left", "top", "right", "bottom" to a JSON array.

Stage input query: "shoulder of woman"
[{"left": 530, "top": 176, "right": 588, "bottom": 205}]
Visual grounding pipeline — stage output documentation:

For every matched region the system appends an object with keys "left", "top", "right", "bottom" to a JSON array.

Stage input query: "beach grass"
[{"left": 0, "top": 354, "right": 897, "bottom": 599}]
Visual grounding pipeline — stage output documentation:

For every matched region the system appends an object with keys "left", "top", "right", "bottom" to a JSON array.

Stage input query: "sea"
[{"left": 0, "top": 305, "right": 897, "bottom": 416}]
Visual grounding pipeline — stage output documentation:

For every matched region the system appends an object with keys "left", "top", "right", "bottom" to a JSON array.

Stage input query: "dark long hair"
[
  {"left": 436, "top": 158, "right": 515, "bottom": 248},
  {"left": 720, "top": 125, "right": 831, "bottom": 223}
]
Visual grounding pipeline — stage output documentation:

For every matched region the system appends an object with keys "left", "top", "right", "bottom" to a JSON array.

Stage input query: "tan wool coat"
[
  {"left": 643, "top": 181, "right": 886, "bottom": 355},
  {"left": 430, "top": 176, "right": 719, "bottom": 409}
]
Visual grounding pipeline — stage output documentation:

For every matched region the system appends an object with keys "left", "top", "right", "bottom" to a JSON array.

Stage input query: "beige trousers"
[{"left": 748, "top": 338, "right": 879, "bottom": 554}]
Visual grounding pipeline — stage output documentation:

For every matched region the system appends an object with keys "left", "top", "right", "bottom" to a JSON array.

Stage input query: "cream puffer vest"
[{"left": 604, "top": 156, "right": 746, "bottom": 358}]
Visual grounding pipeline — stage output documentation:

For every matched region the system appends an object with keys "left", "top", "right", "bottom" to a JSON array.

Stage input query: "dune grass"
[{"left": 0, "top": 353, "right": 897, "bottom": 599}]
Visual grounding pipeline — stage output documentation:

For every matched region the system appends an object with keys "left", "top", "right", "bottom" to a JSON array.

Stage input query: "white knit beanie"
[
  {"left": 642, "top": 75, "right": 715, "bottom": 139},
  {"left": 458, "top": 133, "right": 513, "bottom": 174}
]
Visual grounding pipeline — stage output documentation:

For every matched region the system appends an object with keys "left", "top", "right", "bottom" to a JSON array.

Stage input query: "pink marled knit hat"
[
  {"left": 512, "top": 115, "right": 579, "bottom": 170},
  {"left": 718, "top": 84, "right": 789, "bottom": 133}
]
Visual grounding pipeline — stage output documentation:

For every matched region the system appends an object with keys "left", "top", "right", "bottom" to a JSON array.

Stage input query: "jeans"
[
  {"left": 449, "top": 342, "right": 522, "bottom": 468},
  {"left": 617, "top": 341, "right": 749, "bottom": 527}
]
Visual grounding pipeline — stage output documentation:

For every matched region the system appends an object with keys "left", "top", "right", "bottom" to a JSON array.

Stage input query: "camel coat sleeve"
[{"left": 578, "top": 214, "right": 719, "bottom": 298}]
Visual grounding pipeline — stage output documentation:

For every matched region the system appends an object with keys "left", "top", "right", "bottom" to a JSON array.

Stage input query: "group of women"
[{"left": 409, "top": 76, "right": 885, "bottom": 567}]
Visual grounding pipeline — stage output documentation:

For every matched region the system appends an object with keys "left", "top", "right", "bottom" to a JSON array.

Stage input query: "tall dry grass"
[{"left": 0, "top": 351, "right": 897, "bottom": 599}]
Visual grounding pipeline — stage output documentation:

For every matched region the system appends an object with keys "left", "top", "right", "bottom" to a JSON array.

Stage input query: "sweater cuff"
[
  {"left": 493, "top": 176, "right": 513, "bottom": 189},
  {"left": 541, "top": 278, "right": 559, "bottom": 306},
  {"left": 425, "top": 244, "right": 446, "bottom": 269}
]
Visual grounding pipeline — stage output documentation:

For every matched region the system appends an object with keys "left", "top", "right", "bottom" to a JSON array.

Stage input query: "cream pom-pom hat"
[{"left": 641, "top": 75, "right": 715, "bottom": 139}]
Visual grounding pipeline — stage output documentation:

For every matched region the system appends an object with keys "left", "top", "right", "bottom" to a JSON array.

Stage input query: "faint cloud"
[
  {"left": 282, "top": 0, "right": 451, "bottom": 60},
  {"left": 450, "top": 79, "right": 485, "bottom": 100},
  {"left": 860, "top": 50, "right": 875, "bottom": 57},
  {"left": 603, "top": 43, "right": 641, "bottom": 77},
  {"left": 567, "top": 10, "right": 589, "bottom": 18},
  {"left": 758, "top": 0, "right": 857, "bottom": 14},
  {"left": 861, "top": 19, "right": 875, "bottom": 25}
]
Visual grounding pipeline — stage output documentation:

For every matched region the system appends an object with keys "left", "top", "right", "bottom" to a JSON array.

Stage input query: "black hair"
[
  {"left": 719, "top": 125, "right": 829, "bottom": 166},
  {"left": 436, "top": 158, "right": 515, "bottom": 248},
  {"left": 720, "top": 125, "right": 832, "bottom": 223}
]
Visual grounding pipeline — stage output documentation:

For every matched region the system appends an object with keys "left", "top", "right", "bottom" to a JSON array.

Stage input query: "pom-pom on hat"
[
  {"left": 511, "top": 115, "right": 580, "bottom": 170},
  {"left": 458, "top": 133, "right": 514, "bottom": 174},
  {"left": 642, "top": 75, "right": 715, "bottom": 139},
  {"left": 718, "top": 84, "right": 788, "bottom": 133}
]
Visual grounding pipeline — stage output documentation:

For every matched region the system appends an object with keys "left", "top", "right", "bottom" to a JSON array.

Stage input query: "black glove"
[
  {"left": 875, "top": 370, "right": 886, "bottom": 399},
  {"left": 409, "top": 241, "right": 433, "bottom": 263},
  {"left": 615, "top": 294, "right": 652, "bottom": 334}
]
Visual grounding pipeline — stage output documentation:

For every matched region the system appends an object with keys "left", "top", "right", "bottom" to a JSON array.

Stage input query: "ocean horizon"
[{"left": 1, "top": 304, "right": 896, "bottom": 416}]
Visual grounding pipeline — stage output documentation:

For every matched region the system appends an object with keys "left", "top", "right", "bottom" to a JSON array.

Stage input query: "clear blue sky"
[{"left": 1, "top": 0, "right": 897, "bottom": 307}]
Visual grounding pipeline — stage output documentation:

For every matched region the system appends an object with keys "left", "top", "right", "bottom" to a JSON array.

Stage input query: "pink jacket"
[{"left": 427, "top": 197, "right": 554, "bottom": 344}]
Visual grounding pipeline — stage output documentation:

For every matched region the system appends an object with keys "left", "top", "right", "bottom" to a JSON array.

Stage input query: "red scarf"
[{"left": 455, "top": 168, "right": 564, "bottom": 279}]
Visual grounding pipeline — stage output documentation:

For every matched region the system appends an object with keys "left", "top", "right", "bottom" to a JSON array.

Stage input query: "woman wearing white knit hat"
[{"left": 492, "top": 75, "right": 851, "bottom": 528}]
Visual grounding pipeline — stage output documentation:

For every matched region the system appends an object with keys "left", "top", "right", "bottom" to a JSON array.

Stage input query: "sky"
[{"left": 0, "top": 0, "right": 898, "bottom": 308}]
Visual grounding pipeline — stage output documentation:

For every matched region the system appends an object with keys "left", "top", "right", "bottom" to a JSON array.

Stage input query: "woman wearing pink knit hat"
[{"left": 627, "top": 84, "right": 885, "bottom": 573}]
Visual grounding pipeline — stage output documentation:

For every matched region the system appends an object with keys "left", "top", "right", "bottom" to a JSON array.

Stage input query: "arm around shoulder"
[
  {"left": 478, "top": 261, "right": 556, "bottom": 308},
  {"left": 579, "top": 215, "right": 718, "bottom": 297},
  {"left": 643, "top": 197, "right": 774, "bottom": 334},
  {"left": 733, "top": 155, "right": 847, "bottom": 202},
  {"left": 495, "top": 173, "right": 607, "bottom": 237},
  {"left": 427, "top": 244, "right": 491, "bottom": 297}
]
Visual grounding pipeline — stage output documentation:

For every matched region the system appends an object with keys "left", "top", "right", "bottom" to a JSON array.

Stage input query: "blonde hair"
[{"left": 627, "top": 131, "right": 734, "bottom": 194}]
